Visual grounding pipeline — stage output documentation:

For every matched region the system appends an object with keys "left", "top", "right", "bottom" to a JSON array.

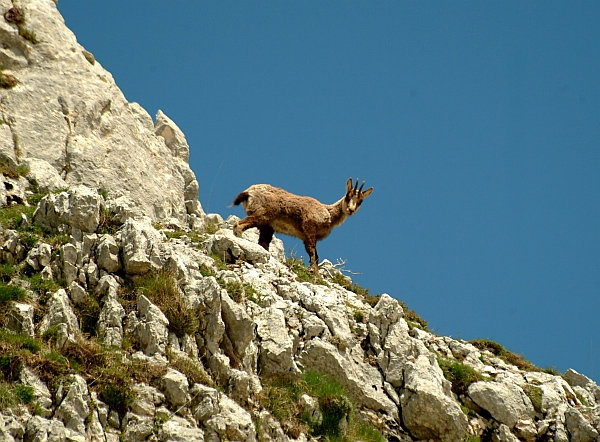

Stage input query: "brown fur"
[{"left": 233, "top": 178, "right": 373, "bottom": 272}]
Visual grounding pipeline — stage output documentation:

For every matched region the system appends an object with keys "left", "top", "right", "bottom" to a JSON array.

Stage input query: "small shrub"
[
  {"left": 208, "top": 253, "right": 228, "bottom": 271},
  {"left": 168, "top": 350, "right": 213, "bottom": 386},
  {"left": 399, "top": 300, "right": 429, "bottom": 331},
  {"left": 0, "top": 382, "right": 35, "bottom": 410},
  {"left": 204, "top": 220, "right": 220, "bottom": 235},
  {"left": 0, "top": 73, "right": 18, "bottom": 89},
  {"left": 437, "top": 358, "right": 486, "bottom": 396},
  {"left": 27, "top": 274, "right": 60, "bottom": 299},
  {"left": 74, "top": 295, "right": 101, "bottom": 337},
  {"left": 353, "top": 310, "right": 364, "bottom": 324},
  {"left": 82, "top": 50, "right": 96, "bottom": 65},
  {"left": 18, "top": 27, "right": 37, "bottom": 44},
  {"left": 331, "top": 273, "right": 370, "bottom": 296},
  {"left": 363, "top": 293, "right": 381, "bottom": 308}
]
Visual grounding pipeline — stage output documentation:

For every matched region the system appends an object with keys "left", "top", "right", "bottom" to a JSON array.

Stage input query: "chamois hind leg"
[
  {"left": 303, "top": 238, "right": 319, "bottom": 273},
  {"left": 258, "top": 225, "right": 274, "bottom": 250}
]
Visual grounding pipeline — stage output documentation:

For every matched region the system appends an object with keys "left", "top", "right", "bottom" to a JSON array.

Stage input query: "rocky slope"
[{"left": 0, "top": 1, "right": 599, "bottom": 442}]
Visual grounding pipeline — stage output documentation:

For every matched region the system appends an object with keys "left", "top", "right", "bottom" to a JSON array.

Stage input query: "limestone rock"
[
  {"left": 299, "top": 339, "right": 398, "bottom": 420},
  {"left": 203, "top": 395, "right": 256, "bottom": 442},
  {"left": 121, "top": 412, "right": 154, "bottom": 442},
  {"left": 204, "top": 229, "right": 270, "bottom": 264},
  {"left": 6, "top": 302, "right": 35, "bottom": 337},
  {"left": 24, "top": 416, "right": 67, "bottom": 442},
  {"left": 256, "top": 306, "right": 299, "bottom": 376},
  {"left": 54, "top": 374, "right": 90, "bottom": 435},
  {"left": 565, "top": 407, "right": 599, "bottom": 442},
  {"left": 96, "top": 234, "right": 120, "bottom": 273},
  {"left": 161, "top": 368, "right": 190, "bottom": 407},
  {"left": 132, "top": 294, "right": 169, "bottom": 356},
  {"left": 33, "top": 185, "right": 102, "bottom": 233},
  {"left": 22, "top": 157, "right": 67, "bottom": 193},
  {"left": 0, "top": 0, "right": 202, "bottom": 223},
  {"left": 158, "top": 416, "right": 205, "bottom": 442},
  {"left": 400, "top": 354, "right": 467, "bottom": 442},
  {"left": 39, "top": 288, "right": 80, "bottom": 339},
  {"left": 468, "top": 380, "right": 536, "bottom": 429},
  {"left": 119, "top": 217, "right": 164, "bottom": 275}
]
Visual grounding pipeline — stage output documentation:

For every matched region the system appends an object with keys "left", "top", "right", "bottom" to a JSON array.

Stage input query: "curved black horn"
[{"left": 354, "top": 178, "right": 359, "bottom": 191}]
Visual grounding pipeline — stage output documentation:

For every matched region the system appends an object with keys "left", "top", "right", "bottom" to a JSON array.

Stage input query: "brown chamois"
[{"left": 232, "top": 178, "right": 373, "bottom": 272}]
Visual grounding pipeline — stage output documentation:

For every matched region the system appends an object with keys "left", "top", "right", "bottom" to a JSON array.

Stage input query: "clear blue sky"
[{"left": 57, "top": 2, "right": 599, "bottom": 379}]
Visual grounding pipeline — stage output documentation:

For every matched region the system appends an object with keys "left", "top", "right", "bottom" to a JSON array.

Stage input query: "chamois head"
[{"left": 343, "top": 178, "right": 373, "bottom": 216}]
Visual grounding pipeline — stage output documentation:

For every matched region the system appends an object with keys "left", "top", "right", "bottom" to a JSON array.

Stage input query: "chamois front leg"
[{"left": 233, "top": 215, "right": 262, "bottom": 237}]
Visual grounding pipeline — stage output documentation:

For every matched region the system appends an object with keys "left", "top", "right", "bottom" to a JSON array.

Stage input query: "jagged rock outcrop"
[
  {"left": 0, "top": 0, "right": 203, "bottom": 224},
  {"left": 0, "top": 1, "right": 599, "bottom": 441}
]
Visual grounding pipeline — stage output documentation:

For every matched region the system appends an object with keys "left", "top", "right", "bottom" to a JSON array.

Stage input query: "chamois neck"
[{"left": 327, "top": 197, "right": 349, "bottom": 228}]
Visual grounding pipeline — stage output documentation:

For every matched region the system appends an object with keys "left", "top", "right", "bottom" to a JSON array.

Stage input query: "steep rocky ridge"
[
  {"left": 0, "top": 1, "right": 599, "bottom": 442},
  {"left": 0, "top": 0, "right": 203, "bottom": 224}
]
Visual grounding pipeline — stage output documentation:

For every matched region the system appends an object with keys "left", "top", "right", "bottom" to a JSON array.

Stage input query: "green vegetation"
[
  {"left": 0, "top": 281, "right": 27, "bottom": 305},
  {"left": 0, "top": 382, "right": 34, "bottom": 410},
  {"left": 399, "top": 300, "right": 430, "bottom": 331},
  {"left": 0, "top": 329, "right": 168, "bottom": 415},
  {"left": 470, "top": 339, "right": 540, "bottom": 372},
  {"left": 523, "top": 384, "right": 543, "bottom": 413},
  {"left": 437, "top": 357, "right": 487, "bottom": 396},
  {"left": 259, "top": 371, "right": 385, "bottom": 441},
  {"left": 285, "top": 256, "right": 326, "bottom": 285},
  {"left": 330, "top": 272, "right": 370, "bottom": 297}
]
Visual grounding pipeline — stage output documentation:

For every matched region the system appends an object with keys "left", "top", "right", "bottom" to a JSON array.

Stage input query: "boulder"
[
  {"left": 299, "top": 339, "right": 398, "bottom": 420},
  {"left": 54, "top": 374, "right": 90, "bottom": 435},
  {"left": 565, "top": 407, "right": 599, "bottom": 442},
  {"left": 22, "top": 157, "right": 67, "bottom": 193},
  {"left": 400, "top": 354, "right": 467, "bottom": 442},
  {"left": 203, "top": 229, "right": 270, "bottom": 264},
  {"left": 256, "top": 306, "right": 298, "bottom": 376},
  {"left": 6, "top": 302, "right": 35, "bottom": 337},
  {"left": 468, "top": 380, "right": 536, "bottom": 428},
  {"left": 132, "top": 294, "right": 169, "bottom": 356},
  {"left": 33, "top": 185, "right": 102, "bottom": 233},
  {"left": 119, "top": 217, "right": 164, "bottom": 274}
]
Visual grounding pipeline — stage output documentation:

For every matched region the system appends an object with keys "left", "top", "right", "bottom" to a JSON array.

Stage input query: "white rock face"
[
  {"left": 468, "top": 380, "right": 536, "bottom": 428},
  {"left": 0, "top": 0, "right": 202, "bottom": 223},
  {"left": 33, "top": 185, "right": 102, "bottom": 233},
  {"left": 400, "top": 354, "right": 468, "bottom": 442},
  {"left": 132, "top": 294, "right": 169, "bottom": 356},
  {"left": 119, "top": 217, "right": 164, "bottom": 275}
]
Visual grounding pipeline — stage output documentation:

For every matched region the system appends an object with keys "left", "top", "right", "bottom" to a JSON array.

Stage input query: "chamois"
[{"left": 232, "top": 178, "right": 373, "bottom": 272}]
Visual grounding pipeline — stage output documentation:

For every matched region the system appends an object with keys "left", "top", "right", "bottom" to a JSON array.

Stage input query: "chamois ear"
[
  {"left": 346, "top": 178, "right": 354, "bottom": 193},
  {"left": 361, "top": 187, "right": 373, "bottom": 198}
]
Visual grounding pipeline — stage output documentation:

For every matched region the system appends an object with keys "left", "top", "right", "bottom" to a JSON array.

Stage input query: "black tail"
[{"left": 232, "top": 191, "right": 249, "bottom": 207}]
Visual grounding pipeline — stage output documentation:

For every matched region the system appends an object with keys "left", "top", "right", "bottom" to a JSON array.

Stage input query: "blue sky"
[{"left": 57, "top": 2, "right": 599, "bottom": 378}]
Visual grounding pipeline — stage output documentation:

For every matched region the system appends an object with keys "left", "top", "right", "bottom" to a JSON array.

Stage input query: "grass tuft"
[
  {"left": 135, "top": 270, "right": 199, "bottom": 338},
  {"left": 470, "top": 339, "right": 540, "bottom": 372},
  {"left": 437, "top": 357, "right": 486, "bottom": 396}
]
